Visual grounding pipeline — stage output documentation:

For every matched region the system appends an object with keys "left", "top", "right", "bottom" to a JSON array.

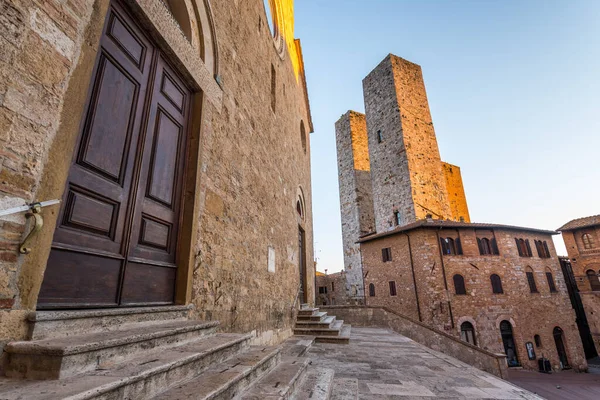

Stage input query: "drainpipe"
[
  {"left": 403, "top": 232, "right": 422, "bottom": 322},
  {"left": 435, "top": 229, "right": 455, "bottom": 329}
]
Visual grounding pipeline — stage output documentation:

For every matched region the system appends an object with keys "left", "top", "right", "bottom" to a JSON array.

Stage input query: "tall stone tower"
[
  {"left": 363, "top": 54, "right": 464, "bottom": 232},
  {"left": 335, "top": 111, "right": 375, "bottom": 303}
]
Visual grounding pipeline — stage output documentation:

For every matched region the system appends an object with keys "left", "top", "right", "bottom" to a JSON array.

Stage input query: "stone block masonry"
[
  {"left": 335, "top": 111, "right": 374, "bottom": 303},
  {"left": 363, "top": 55, "right": 453, "bottom": 232}
]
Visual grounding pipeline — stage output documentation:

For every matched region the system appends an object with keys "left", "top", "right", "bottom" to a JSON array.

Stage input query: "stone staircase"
[
  {"left": 0, "top": 306, "right": 335, "bottom": 399},
  {"left": 293, "top": 305, "right": 351, "bottom": 344}
]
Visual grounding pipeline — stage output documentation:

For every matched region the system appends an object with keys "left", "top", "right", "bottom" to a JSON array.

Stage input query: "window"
[
  {"left": 453, "top": 274, "right": 466, "bottom": 295},
  {"left": 460, "top": 322, "right": 477, "bottom": 346},
  {"left": 515, "top": 238, "right": 532, "bottom": 257},
  {"left": 535, "top": 240, "right": 551, "bottom": 258},
  {"left": 377, "top": 130, "right": 382, "bottom": 143},
  {"left": 490, "top": 274, "right": 503, "bottom": 294},
  {"left": 441, "top": 237, "right": 463, "bottom": 255},
  {"left": 534, "top": 334, "right": 542, "bottom": 348},
  {"left": 587, "top": 270, "right": 600, "bottom": 291},
  {"left": 270, "top": 64, "right": 276, "bottom": 111},
  {"left": 331, "top": 282, "right": 335, "bottom": 292},
  {"left": 583, "top": 233, "right": 595, "bottom": 250},
  {"left": 369, "top": 283, "right": 375, "bottom": 297},
  {"left": 382, "top": 247, "right": 392, "bottom": 262},
  {"left": 389, "top": 281, "right": 397, "bottom": 296},
  {"left": 394, "top": 211, "right": 402, "bottom": 226},
  {"left": 478, "top": 237, "right": 500, "bottom": 255},
  {"left": 300, "top": 121, "right": 307, "bottom": 154},
  {"left": 546, "top": 271, "right": 557, "bottom": 293},
  {"left": 318, "top": 286, "right": 327, "bottom": 294},
  {"left": 526, "top": 268, "right": 538, "bottom": 293}
]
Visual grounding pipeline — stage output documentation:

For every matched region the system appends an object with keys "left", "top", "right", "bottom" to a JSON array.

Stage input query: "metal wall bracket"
[{"left": 20, "top": 203, "right": 43, "bottom": 255}]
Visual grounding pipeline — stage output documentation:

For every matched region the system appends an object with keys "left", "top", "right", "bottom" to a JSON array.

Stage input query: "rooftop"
[
  {"left": 557, "top": 215, "right": 600, "bottom": 232},
  {"left": 358, "top": 219, "right": 557, "bottom": 243}
]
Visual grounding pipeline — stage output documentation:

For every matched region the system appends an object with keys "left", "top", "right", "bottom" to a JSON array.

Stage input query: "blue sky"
[{"left": 294, "top": 1, "right": 600, "bottom": 273}]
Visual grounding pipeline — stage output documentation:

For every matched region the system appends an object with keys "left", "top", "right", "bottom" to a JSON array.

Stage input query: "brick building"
[
  {"left": 359, "top": 220, "right": 586, "bottom": 371},
  {"left": 335, "top": 54, "right": 587, "bottom": 371},
  {"left": 0, "top": 0, "right": 314, "bottom": 356},
  {"left": 559, "top": 215, "right": 600, "bottom": 354}
]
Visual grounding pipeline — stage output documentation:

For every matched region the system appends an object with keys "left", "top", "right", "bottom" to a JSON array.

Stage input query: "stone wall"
[
  {"left": 315, "top": 271, "right": 349, "bottom": 306},
  {"left": 361, "top": 226, "right": 588, "bottom": 372},
  {"left": 321, "top": 305, "right": 509, "bottom": 379},
  {"left": 441, "top": 162, "right": 470, "bottom": 223},
  {"left": 362, "top": 55, "right": 452, "bottom": 232},
  {"left": 561, "top": 225, "right": 600, "bottom": 353},
  {"left": 335, "top": 111, "right": 373, "bottom": 303},
  {"left": 0, "top": 0, "right": 314, "bottom": 355}
]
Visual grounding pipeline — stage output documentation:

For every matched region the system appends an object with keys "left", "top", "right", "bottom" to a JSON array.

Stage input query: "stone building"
[
  {"left": 315, "top": 270, "right": 348, "bottom": 306},
  {"left": 559, "top": 215, "right": 600, "bottom": 354},
  {"left": 335, "top": 54, "right": 587, "bottom": 371},
  {"left": 359, "top": 219, "right": 586, "bottom": 371},
  {"left": 335, "top": 55, "right": 470, "bottom": 304},
  {"left": 0, "top": 0, "right": 314, "bottom": 358}
]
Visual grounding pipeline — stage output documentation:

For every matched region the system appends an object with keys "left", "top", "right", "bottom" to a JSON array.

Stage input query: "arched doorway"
[
  {"left": 553, "top": 327, "right": 570, "bottom": 369},
  {"left": 500, "top": 320, "right": 520, "bottom": 367},
  {"left": 460, "top": 321, "right": 477, "bottom": 346}
]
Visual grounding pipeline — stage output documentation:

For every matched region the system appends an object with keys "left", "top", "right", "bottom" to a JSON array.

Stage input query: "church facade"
[{"left": 0, "top": 0, "right": 314, "bottom": 357}]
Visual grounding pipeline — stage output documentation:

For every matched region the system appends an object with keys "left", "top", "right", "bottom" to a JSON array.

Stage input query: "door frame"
[{"left": 19, "top": 0, "right": 222, "bottom": 311}]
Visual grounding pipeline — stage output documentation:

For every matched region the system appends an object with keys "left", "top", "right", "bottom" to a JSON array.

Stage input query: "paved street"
[
  {"left": 307, "top": 327, "right": 541, "bottom": 399},
  {"left": 508, "top": 369, "right": 600, "bottom": 400}
]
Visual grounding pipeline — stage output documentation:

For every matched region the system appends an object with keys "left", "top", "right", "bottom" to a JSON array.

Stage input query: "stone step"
[
  {"left": 152, "top": 346, "right": 281, "bottom": 400},
  {"left": 293, "top": 320, "right": 344, "bottom": 337},
  {"left": 315, "top": 325, "right": 351, "bottom": 344},
  {"left": 5, "top": 319, "right": 219, "bottom": 379},
  {"left": 296, "top": 312, "right": 327, "bottom": 322},
  {"left": 27, "top": 305, "right": 193, "bottom": 340},
  {"left": 281, "top": 336, "right": 315, "bottom": 358},
  {"left": 291, "top": 368, "right": 335, "bottom": 400},
  {"left": 239, "top": 356, "right": 310, "bottom": 399},
  {"left": 0, "top": 333, "right": 252, "bottom": 400},
  {"left": 295, "top": 316, "right": 335, "bottom": 329},
  {"left": 298, "top": 308, "right": 319, "bottom": 316}
]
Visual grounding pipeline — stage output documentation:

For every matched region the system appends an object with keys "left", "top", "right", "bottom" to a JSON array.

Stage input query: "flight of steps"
[
  {"left": 293, "top": 305, "right": 351, "bottom": 344},
  {"left": 0, "top": 306, "right": 333, "bottom": 399}
]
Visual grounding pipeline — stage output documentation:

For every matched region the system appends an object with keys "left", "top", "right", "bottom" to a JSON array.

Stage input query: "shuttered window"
[
  {"left": 526, "top": 271, "right": 538, "bottom": 293},
  {"left": 369, "top": 283, "right": 375, "bottom": 297},
  {"left": 546, "top": 272, "right": 557, "bottom": 293},
  {"left": 389, "top": 281, "right": 397, "bottom": 296},
  {"left": 490, "top": 274, "right": 503, "bottom": 294},
  {"left": 453, "top": 274, "right": 466, "bottom": 295},
  {"left": 382, "top": 247, "right": 392, "bottom": 262}
]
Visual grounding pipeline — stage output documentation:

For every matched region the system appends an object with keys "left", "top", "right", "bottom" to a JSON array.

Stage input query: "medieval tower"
[{"left": 336, "top": 54, "right": 470, "bottom": 302}]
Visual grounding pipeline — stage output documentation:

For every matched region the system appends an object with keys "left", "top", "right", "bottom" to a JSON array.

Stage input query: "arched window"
[
  {"left": 460, "top": 322, "right": 477, "bottom": 345},
  {"left": 490, "top": 274, "right": 503, "bottom": 294},
  {"left": 441, "top": 237, "right": 463, "bottom": 255},
  {"left": 535, "top": 240, "right": 551, "bottom": 258},
  {"left": 515, "top": 238, "right": 532, "bottom": 257},
  {"left": 546, "top": 269, "right": 557, "bottom": 293},
  {"left": 583, "top": 233, "right": 595, "bottom": 250},
  {"left": 369, "top": 283, "right": 375, "bottom": 297},
  {"left": 300, "top": 121, "right": 307, "bottom": 154},
  {"left": 453, "top": 274, "right": 466, "bottom": 295},
  {"left": 526, "top": 267, "right": 538, "bottom": 293},
  {"left": 587, "top": 270, "right": 600, "bottom": 291},
  {"left": 479, "top": 238, "right": 491, "bottom": 255},
  {"left": 534, "top": 334, "right": 542, "bottom": 348}
]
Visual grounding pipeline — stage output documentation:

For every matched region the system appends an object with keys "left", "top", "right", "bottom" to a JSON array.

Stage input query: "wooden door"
[
  {"left": 38, "top": 1, "right": 191, "bottom": 308},
  {"left": 299, "top": 227, "right": 307, "bottom": 303}
]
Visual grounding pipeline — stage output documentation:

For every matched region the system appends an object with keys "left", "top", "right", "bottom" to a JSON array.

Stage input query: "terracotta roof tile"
[{"left": 557, "top": 215, "right": 600, "bottom": 231}]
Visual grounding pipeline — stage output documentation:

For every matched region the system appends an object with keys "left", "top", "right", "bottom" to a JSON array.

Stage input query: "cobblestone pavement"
[
  {"left": 307, "top": 327, "right": 542, "bottom": 399},
  {"left": 508, "top": 369, "right": 600, "bottom": 400}
]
